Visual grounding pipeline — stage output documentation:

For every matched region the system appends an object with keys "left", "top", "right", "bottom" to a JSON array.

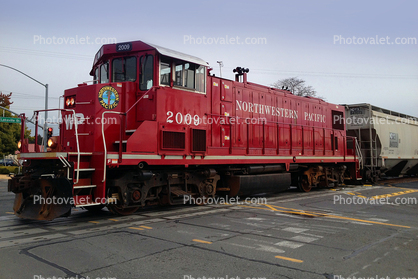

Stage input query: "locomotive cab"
[{"left": 91, "top": 42, "right": 207, "bottom": 93}]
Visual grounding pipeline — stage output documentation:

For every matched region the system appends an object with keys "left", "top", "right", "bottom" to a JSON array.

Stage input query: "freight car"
[
  {"left": 8, "top": 40, "right": 361, "bottom": 220},
  {"left": 345, "top": 103, "right": 418, "bottom": 182}
]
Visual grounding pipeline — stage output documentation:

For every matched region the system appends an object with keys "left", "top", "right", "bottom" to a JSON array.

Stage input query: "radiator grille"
[
  {"left": 192, "top": 129, "right": 206, "bottom": 152},
  {"left": 162, "top": 131, "right": 185, "bottom": 149}
]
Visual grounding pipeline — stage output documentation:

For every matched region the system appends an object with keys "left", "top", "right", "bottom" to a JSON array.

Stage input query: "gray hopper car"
[{"left": 344, "top": 103, "right": 418, "bottom": 182}]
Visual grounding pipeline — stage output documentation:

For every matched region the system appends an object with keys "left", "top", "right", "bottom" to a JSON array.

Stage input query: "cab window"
[
  {"left": 160, "top": 57, "right": 171, "bottom": 85},
  {"left": 94, "top": 68, "right": 99, "bottom": 84},
  {"left": 160, "top": 55, "right": 206, "bottom": 93},
  {"left": 112, "top": 56, "right": 136, "bottom": 82},
  {"left": 139, "top": 55, "right": 154, "bottom": 91},
  {"left": 195, "top": 65, "right": 205, "bottom": 92},
  {"left": 100, "top": 62, "right": 109, "bottom": 83}
]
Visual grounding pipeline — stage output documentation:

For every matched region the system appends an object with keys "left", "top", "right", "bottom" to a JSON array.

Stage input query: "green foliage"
[
  {"left": 0, "top": 92, "right": 32, "bottom": 156},
  {"left": 0, "top": 166, "right": 18, "bottom": 174}
]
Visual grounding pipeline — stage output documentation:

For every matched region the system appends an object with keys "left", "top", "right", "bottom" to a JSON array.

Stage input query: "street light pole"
[{"left": 0, "top": 64, "right": 48, "bottom": 151}]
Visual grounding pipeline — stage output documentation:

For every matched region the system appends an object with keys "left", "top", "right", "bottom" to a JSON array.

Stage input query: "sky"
[{"left": 0, "top": 0, "right": 417, "bottom": 127}]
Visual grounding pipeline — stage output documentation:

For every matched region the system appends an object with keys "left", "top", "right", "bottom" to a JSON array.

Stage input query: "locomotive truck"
[{"left": 8, "top": 40, "right": 361, "bottom": 220}]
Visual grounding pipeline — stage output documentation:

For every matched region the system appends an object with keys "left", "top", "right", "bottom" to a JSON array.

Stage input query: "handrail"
[
  {"left": 33, "top": 109, "right": 81, "bottom": 184},
  {"left": 58, "top": 155, "right": 72, "bottom": 180},
  {"left": 101, "top": 86, "right": 157, "bottom": 182},
  {"left": 354, "top": 137, "right": 363, "bottom": 170}
]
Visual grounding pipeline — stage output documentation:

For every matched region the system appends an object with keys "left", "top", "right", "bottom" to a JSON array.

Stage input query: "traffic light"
[{"left": 47, "top": 127, "right": 53, "bottom": 139}]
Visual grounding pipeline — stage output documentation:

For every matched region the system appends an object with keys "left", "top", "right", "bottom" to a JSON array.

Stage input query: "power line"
[
  {"left": 222, "top": 67, "right": 418, "bottom": 80},
  {"left": 0, "top": 46, "right": 92, "bottom": 61},
  {"left": 0, "top": 89, "right": 60, "bottom": 100}
]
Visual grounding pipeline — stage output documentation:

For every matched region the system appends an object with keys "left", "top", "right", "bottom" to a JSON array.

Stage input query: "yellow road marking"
[
  {"left": 236, "top": 204, "right": 410, "bottom": 228},
  {"left": 324, "top": 215, "right": 410, "bottom": 228},
  {"left": 129, "top": 227, "right": 144, "bottom": 231},
  {"left": 108, "top": 219, "right": 119, "bottom": 222},
  {"left": 264, "top": 204, "right": 279, "bottom": 211},
  {"left": 193, "top": 239, "right": 212, "bottom": 244},
  {"left": 5, "top": 212, "right": 14, "bottom": 215},
  {"left": 275, "top": 255, "right": 303, "bottom": 263},
  {"left": 139, "top": 226, "right": 152, "bottom": 229},
  {"left": 370, "top": 189, "right": 418, "bottom": 200},
  {"left": 89, "top": 221, "right": 99, "bottom": 224}
]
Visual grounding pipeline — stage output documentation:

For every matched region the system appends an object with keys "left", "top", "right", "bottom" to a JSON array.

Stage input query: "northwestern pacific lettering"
[
  {"left": 236, "top": 100, "right": 298, "bottom": 119},
  {"left": 236, "top": 100, "right": 326, "bottom": 123}
]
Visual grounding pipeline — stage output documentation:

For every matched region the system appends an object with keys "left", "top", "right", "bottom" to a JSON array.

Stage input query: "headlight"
[{"left": 47, "top": 138, "right": 57, "bottom": 149}]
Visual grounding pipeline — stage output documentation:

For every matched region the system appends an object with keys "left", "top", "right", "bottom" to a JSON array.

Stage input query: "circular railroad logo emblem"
[{"left": 98, "top": 86, "right": 119, "bottom": 110}]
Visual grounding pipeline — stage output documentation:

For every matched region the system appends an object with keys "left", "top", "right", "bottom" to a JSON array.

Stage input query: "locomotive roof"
[
  {"left": 147, "top": 42, "right": 208, "bottom": 66},
  {"left": 92, "top": 40, "right": 208, "bottom": 74}
]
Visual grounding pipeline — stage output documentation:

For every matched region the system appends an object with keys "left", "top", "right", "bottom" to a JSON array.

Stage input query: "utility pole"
[{"left": 0, "top": 64, "right": 48, "bottom": 151}]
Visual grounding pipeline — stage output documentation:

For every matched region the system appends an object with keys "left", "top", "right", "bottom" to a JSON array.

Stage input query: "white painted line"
[
  {"left": 291, "top": 235, "right": 318, "bottom": 243},
  {"left": 68, "top": 218, "right": 166, "bottom": 235},
  {"left": 367, "top": 218, "right": 388, "bottom": 222},
  {"left": 274, "top": 240, "right": 304, "bottom": 249},
  {"left": 0, "top": 233, "right": 66, "bottom": 248},
  {"left": 0, "top": 225, "right": 33, "bottom": 232},
  {"left": 282, "top": 227, "right": 309, "bottom": 234},
  {"left": 164, "top": 209, "right": 230, "bottom": 220},
  {"left": 256, "top": 244, "right": 285, "bottom": 253},
  {"left": 0, "top": 228, "right": 49, "bottom": 239}
]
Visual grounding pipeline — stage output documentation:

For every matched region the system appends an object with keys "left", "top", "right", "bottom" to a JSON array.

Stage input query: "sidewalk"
[{"left": 0, "top": 175, "right": 10, "bottom": 180}]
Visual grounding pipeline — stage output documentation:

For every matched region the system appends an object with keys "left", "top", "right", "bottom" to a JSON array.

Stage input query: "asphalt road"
[{"left": 0, "top": 177, "right": 417, "bottom": 279}]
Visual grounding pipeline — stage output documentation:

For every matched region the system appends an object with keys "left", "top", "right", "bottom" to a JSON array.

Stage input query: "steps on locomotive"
[
  {"left": 73, "top": 177, "right": 97, "bottom": 189},
  {"left": 68, "top": 153, "right": 101, "bottom": 207},
  {"left": 169, "top": 186, "right": 191, "bottom": 205},
  {"left": 113, "top": 129, "right": 137, "bottom": 150},
  {"left": 113, "top": 140, "right": 127, "bottom": 152}
]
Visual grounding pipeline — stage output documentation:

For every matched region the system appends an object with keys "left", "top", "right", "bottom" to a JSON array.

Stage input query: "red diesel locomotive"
[{"left": 9, "top": 40, "right": 361, "bottom": 220}]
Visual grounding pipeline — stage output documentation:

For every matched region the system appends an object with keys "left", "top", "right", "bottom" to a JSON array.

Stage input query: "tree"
[
  {"left": 0, "top": 92, "right": 31, "bottom": 156},
  {"left": 0, "top": 92, "right": 13, "bottom": 107},
  {"left": 271, "top": 77, "right": 322, "bottom": 99}
]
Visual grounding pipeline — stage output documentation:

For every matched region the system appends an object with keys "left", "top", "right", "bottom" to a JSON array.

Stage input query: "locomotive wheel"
[
  {"left": 297, "top": 176, "right": 312, "bottom": 192},
  {"left": 107, "top": 204, "right": 140, "bottom": 215}
]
